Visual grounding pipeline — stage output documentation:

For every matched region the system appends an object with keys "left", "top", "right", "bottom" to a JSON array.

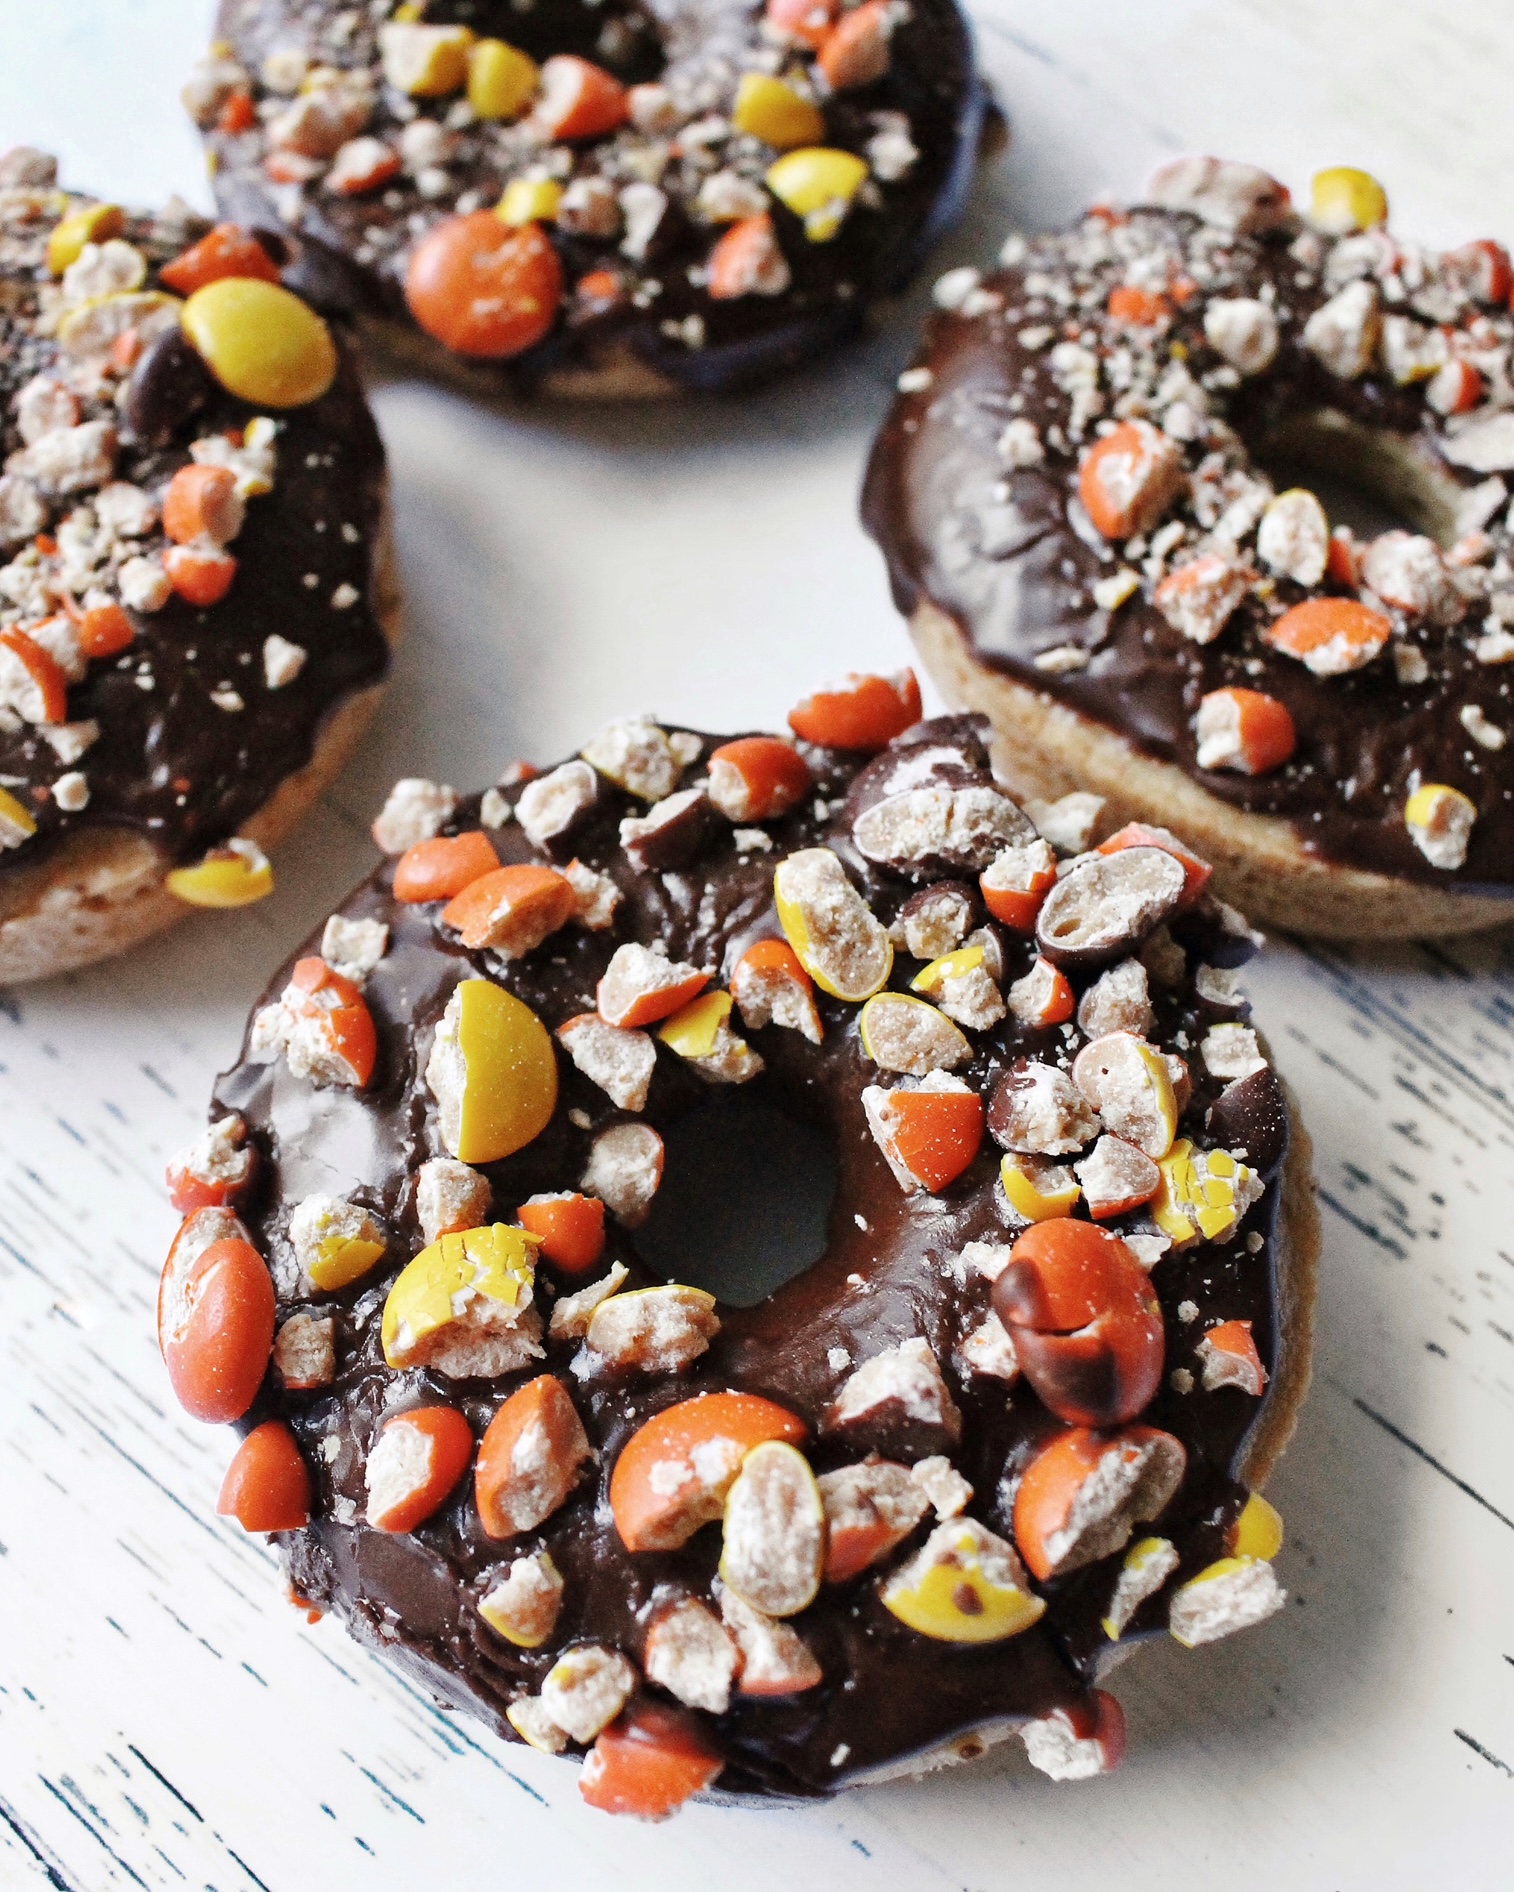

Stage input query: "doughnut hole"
[
  {"left": 1255, "top": 408, "right": 1462, "bottom": 546},
  {"left": 633, "top": 1091, "right": 837, "bottom": 1308}
]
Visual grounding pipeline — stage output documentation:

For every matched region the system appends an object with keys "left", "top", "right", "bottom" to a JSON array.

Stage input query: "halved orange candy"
[
  {"left": 580, "top": 1701, "right": 723, "bottom": 1820},
  {"left": 610, "top": 1392, "right": 806, "bottom": 1552}
]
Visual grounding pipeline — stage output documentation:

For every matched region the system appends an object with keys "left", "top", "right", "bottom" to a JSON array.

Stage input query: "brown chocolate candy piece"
[
  {"left": 1036, "top": 849, "right": 1187, "bottom": 970},
  {"left": 123, "top": 326, "right": 213, "bottom": 444},
  {"left": 1205, "top": 1065, "right": 1289, "bottom": 1175}
]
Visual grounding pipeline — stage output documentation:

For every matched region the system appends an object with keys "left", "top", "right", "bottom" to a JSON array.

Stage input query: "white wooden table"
[{"left": 2, "top": 3, "right": 1512, "bottom": 1886}]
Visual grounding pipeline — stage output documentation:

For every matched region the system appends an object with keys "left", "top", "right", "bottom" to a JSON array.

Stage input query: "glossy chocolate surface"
[
  {"left": 0, "top": 196, "right": 389, "bottom": 877},
  {"left": 214, "top": 715, "right": 1291, "bottom": 1797},
  {"left": 862, "top": 207, "right": 1514, "bottom": 889},
  {"left": 203, "top": 0, "right": 982, "bottom": 392}
]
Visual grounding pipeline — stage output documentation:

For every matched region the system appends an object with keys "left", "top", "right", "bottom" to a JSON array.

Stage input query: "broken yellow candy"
[
  {"left": 57, "top": 290, "right": 181, "bottom": 359},
  {"left": 0, "top": 786, "right": 38, "bottom": 848},
  {"left": 1101, "top": 1534, "right": 1179, "bottom": 1640},
  {"left": 1310, "top": 166, "right": 1387, "bottom": 235},
  {"left": 469, "top": 38, "right": 539, "bottom": 120},
  {"left": 659, "top": 990, "right": 733, "bottom": 1059},
  {"left": 765, "top": 148, "right": 868, "bottom": 242},
  {"left": 378, "top": 20, "right": 475, "bottom": 96},
  {"left": 880, "top": 1519, "right": 1046, "bottom": 1643},
  {"left": 381, "top": 1223, "right": 539, "bottom": 1368},
  {"left": 774, "top": 847, "right": 892, "bottom": 1001},
  {"left": 909, "top": 943, "right": 984, "bottom": 995},
  {"left": 308, "top": 1232, "right": 387, "bottom": 1293},
  {"left": 165, "top": 839, "right": 274, "bottom": 908},
  {"left": 732, "top": 74, "right": 824, "bottom": 149},
  {"left": 1000, "top": 1152, "right": 1079, "bottom": 1223},
  {"left": 1152, "top": 1138, "right": 1258, "bottom": 1247},
  {"left": 1405, "top": 781, "right": 1476, "bottom": 871},
  {"left": 1230, "top": 1492, "right": 1284, "bottom": 1562},
  {"left": 48, "top": 201, "right": 125, "bottom": 275},
  {"left": 497, "top": 177, "right": 562, "bottom": 226},
  {"left": 428, "top": 979, "right": 558, "bottom": 1164}
]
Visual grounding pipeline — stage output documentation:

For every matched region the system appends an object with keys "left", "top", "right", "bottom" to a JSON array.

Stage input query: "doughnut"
[
  {"left": 162, "top": 674, "right": 1318, "bottom": 1813},
  {"left": 862, "top": 157, "right": 1514, "bottom": 939},
  {"left": 187, "top": 0, "right": 983, "bottom": 398},
  {"left": 0, "top": 149, "right": 396, "bottom": 983}
]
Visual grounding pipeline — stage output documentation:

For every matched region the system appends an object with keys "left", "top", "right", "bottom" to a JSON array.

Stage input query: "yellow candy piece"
[
  {"left": 1152, "top": 1138, "right": 1257, "bottom": 1248},
  {"left": 307, "top": 1233, "right": 387, "bottom": 1293},
  {"left": 469, "top": 38, "right": 540, "bottom": 121},
  {"left": 480, "top": 1553, "right": 563, "bottom": 1647},
  {"left": 858, "top": 990, "right": 970, "bottom": 1070},
  {"left": 378, "top": 20, "right": 475, "bottom": 96},
  {"left": 1230, "top": 1492, "right": 1284, "bottom": 1562},
  {"left": 48, "top": 202, "right": 125, "bottom": 276},
  {"left": 442, "top": 978, "right": 558, "bottom": 1164},
  {"left": 1101, "top": 1534, "right": 1176, "bottom": 1640},
  {"left": 0, "top": 785, "right": 38, "bottom": 848},
  {"left": 1404, "top": 781, "right": 1477, "bottom": 871},
  {"left": 881, "top": 1519, "right": 1046, "bottom": 1643},
  {"left": 659, "top": 990, "right": 733, "bottom": 1059},
  {"left": 774, "top": 848, "right": 892, "bottom": 1002},
  {"left": 381, "top": 1223, "right": 540, "bottom": 1368},
  {"left": 765, "top": 147, "right": 869, "bottom": 242},
  {"left": 165, "top": 840, "right": 274, "bottom": 908},
  {"left": 732, "top": 74, "right": 825, "bottom": 150},
  {"left": 1000, "top": 1152, "right": 1079, "bottom": 1223},
  {"left": 182, "top": 278, "right": 338, "bottom": 409},
  {"left": 57, "top": 290, "right": 181, "bottom": 360},
  {"left": 1310, "top": 166, "right": 1387, "bottom": 235},
  {"left": 497, "top": 177, "right": 563, "bottom": 227},
  {"left": 909, "top": 943, "right": 984, "bottom": 995}
]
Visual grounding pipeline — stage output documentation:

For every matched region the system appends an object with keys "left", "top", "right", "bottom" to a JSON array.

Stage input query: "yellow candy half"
[
  {"left": 659, "top": 990, "right": 733, "bottom": 1059},
  {"left": 766, "top": 148, "right": 869, "bottom": 242},
  {"left": 165, "top": 842, "right": 274, "bottom": 908},
  {"left": 0, "top": 786, "right": 38, "bottom": 847},
  {"left": 1231, "top": 1492, "right": 1284, "bottom": 1562},
  {"left": 909, "top": 944, "right": 984, "bottom": 995},
  {"left": 48, "top": 202, "right": 125, "bottom": 276},
  {"left": 497, "top": 178, "right": 562, "bottom": 226},
  {"left": 881, "top": 1524, "right": 1047, "bottom": 1644},
  {"left": 381, "top": 1222, "right": 540, "bottom": 1367},
  {"left": 182, "top": 278, "right": 338, "bottom": 409},
  {"left": 307, "top": 1234, "right": 387, "bottom": 1293},
  {"left": 452, "top": 979, "right": 559, "bottom": 1164},
  {"left": 773, "top": 849, "right": 892, "bottom": 1002},
  {"left": 732, "top": 75, "right": 825, "bottom": 150},
  {"left": 469, "top": 39, "right": 540, "bottom": 120},
  {"left": 1000, "top": 1153, "right": 1079, "bottom": 1223},
  {"left": 1153, "top": 1138, "right": 1256, "bottom": 1247},
  {"left": 1310, "top": 166, "right": 1387, "bottom": 235}
]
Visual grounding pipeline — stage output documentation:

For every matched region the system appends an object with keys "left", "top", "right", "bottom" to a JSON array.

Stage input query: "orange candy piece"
[
  {"left": 1107, "top": 285, "right": 1171, "bottom": 328},
  {"left": 160, "top": 223, "right": 281, "bottom": 296},
  {"left": 1196, "top": 686, "right": 1297, "bottom": 776},
  {"left": 442, "top": 862, "right": 575, "bottom": 951},
  {"left": 765, "top": 0, "right": 838, "bottom": 47},
  {"left": 158, "top": 1216, "right": 275, "bottom": 1423},
  {"left": 475, "top": 1375, "right": 587, "bottom": 1539},
  {"left": 533, "top": 55, "right": 628, "bottom": 141},
  {"left": 165, "top": 543, "right": 238, "bottom": 607},
  {"left": 787, "top": 669, "right": 921, "bottom": 750},
  {"left": 881, "top": 1086, "right": 984, "bottom": 1192},
  {"left": 707, "top": 215, "right": 784, "bottom": 301},
  {"left": 817, "top": 0, "right": 891, "bottom": 88},
  {"left": 163, "top": 464, "right": 242, "bottom": 546},
  {"left": 1097, "top": 821, "right": 1212, "bottom": 905},
  {"left": 392, "top": 830, "right": 499, "bottom": 904},
  {"left": 1018, "top": 957, "right": 1075, "bottom": 1028},
  {"left": 405, "top": 213, "right": 564, "bottom": 359},
  {"left": 287, "top": 956, "right": 378, "bottom": 1088},
  {"left": 1078, "top": 419, "right": 1183, "bottom": 540},
  {"left": 76, "top": 601, "right": 135, "bottom": 659},
  {"left": 218, "top": 1421, "right": 311, "bottom": 1533},
  {"left": 993, "top": 1220, "right": 1164, "bottom": 1429},
  {"left": 517, "top": 1191, "right": 606, "bottom": 1273},
  {"left": 610, "top": 1392, "right": 807, "bottom": 1552},
  {"left": 217, "top": 91, "right": 258, "bottom": 135},
  {"left": 707, "top": 736, "right": 811, "bottom": 821},
  {"left": 580, "top": 1701, "right": 723, "bottom": 1821},
  {"left": 1014, "top": 1424, "right": 1183, "bottom": 1582},
  {"left": 1263, "top": 597, "right": 1391, "bottom": 676},
  {"left": 368, "top": 1406, "right": 476, "bottom": 1533},
  {"left": 0, "top": 626, "right": 68, "bottom": 724},
  {"left": 979, "top": 852, "right": 1058, "bottom": 932}
]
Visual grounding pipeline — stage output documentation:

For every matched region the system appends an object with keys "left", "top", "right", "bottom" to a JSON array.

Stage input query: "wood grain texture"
[{"left": 0, "top": 1, "right": 1511, "bottom": 1887}]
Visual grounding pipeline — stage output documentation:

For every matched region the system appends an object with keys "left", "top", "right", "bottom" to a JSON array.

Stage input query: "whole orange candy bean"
[
  {"left": 405, "top": 213, "right": 564, "bottom": 359},
  {"left": 218, "top": 1421, "right": 311, "bottom": 1532},
  {"left": 159, "top": 1216, "right": 275, "bottom": 1423},
  {"left": 393, "top": 830, "right": 499, "bottom": 904}
]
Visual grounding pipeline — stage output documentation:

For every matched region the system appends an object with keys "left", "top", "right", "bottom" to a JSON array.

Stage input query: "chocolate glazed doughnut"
[
  {"left": 188, "top": 0, "right": 982, "bottom": 397},
  {"left": 863, "top": 157, "right": 1514, "bottom": 938},
  {"left": 163, "top": 678, "right": 1317, "bottom": 1815},
  {"left": 0, "top": 150, "right": 394, "bottom": 982}
]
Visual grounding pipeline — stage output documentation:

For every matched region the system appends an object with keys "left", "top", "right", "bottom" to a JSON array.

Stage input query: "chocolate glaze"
[
  {"left": 862, "top": 208, "right": 1514, "bottom": 890},
  {"left": 204, "top": 0, "right": 983, "bottom": 393},
  {"left": 212, "top": 714, "right": 1293, "bottom": 1798},
  {"left": 0, "top": 199, "right": 389, "bottom": 879}
]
